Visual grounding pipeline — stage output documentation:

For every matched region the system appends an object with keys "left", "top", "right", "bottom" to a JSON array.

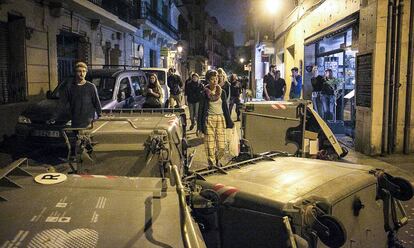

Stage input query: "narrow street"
[
  {"left": 1, "top": 114, "right": 414, "bottom": 246},
  {"left": 1, "top": 0, "right": 414, "bottom": 247}
]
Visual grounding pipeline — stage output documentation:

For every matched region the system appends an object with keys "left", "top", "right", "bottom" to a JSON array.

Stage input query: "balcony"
[
  {"left": 139, "top": 2, "right": 179, "bottom": 41},
  {"left": 88, "top": 0, "right": 139, "bottom": 26}
]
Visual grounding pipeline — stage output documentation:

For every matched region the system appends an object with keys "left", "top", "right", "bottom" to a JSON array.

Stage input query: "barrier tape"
[
  {"left": 73, "top": 175, "right": 117, "bottom": 179},
  {"left": 213, "top": 183, "right": 239, "bottom": 204},
  {"left": 271, "top": 103, "right": 287, "bottom": 110}
]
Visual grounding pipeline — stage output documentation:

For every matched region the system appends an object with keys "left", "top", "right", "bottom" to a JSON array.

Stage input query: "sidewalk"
[{"left": 343, "top": 148, "right": 414, "bottom": 184}]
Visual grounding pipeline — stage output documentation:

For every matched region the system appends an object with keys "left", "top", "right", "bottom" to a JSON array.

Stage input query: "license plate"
[{"left": 33, "top": 130, "right": 60, "bottom": 138}]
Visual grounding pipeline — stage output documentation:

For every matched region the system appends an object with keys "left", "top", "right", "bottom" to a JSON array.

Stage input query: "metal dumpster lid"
[
  {"left": 0, "top": 171, "right": 188, "bottom": 247},
  {"left": 202, "top": 157, "right": 376, "bottom": 204},
  {"left": 93, "top": 114, "right": 181, "bottom": 132}
]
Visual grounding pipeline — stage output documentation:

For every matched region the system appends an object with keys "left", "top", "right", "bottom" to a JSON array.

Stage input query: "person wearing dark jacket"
[
  {"left": 143, "top": 73, "right": 163, "bottom": 108},
  {"left": 198, "top": 70, "right": 234, "bottom": 168},
  {"left": 321, "top": 69, "right": 336, "bottom": 120},
  {"left": 167, "top": 68, "right": 183, "bottom": 107},
  {"left": 53, "top": 62, "right": 101, "bottom": 128},
  {"left": 185, "top": 73, "right": 203, "bottom": 130},
  {"left": 310, "top": 65, "right": 325, "bottom": 117},
  {"left": 229, "top": 74, "right": 242, "bottom": 121}
]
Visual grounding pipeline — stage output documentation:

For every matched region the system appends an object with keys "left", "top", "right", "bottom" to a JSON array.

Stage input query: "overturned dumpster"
[
  {"left": 62, "top": 108, "right": 188, "bottom": 177},
  {"left": 0, "top": 157, "right": 206, "bottom": 248},
  {"left": 187, "top": 152, "right": 413, "bottom": 248},
  {"left": 241, "top": 100, "right": 348, "bottom": 160}
]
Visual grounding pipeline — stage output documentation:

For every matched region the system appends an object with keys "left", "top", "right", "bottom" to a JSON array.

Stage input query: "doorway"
[
  {"left": 304, "top": 26, "right": 358, "bottom": 146},
  {"left": 57, "top": 31, "right": 90, "bottom": 83}
]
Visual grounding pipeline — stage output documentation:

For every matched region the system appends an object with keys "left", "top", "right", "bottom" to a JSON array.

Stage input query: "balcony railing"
[
  {"left": 140, "top": 2, "right": 179, "bottom": 40},
  {"left": 88, "top": 0, "right": 139, "bottom": 26}
]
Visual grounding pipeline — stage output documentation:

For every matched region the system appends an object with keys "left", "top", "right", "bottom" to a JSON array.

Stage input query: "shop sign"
[
  {"left": 161, "top": 47, "right": 169, "bottom": 57},
  {"left": 263, "top": 47, "right": 275, "bottom": 55}
]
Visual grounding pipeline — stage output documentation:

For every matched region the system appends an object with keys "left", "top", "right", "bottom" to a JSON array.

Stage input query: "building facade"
[
  {"left": 259, "top": 0, "right": 414, "bottom": 155},
  {"left": 177, "top": 0, "right": 209, "bottom": 77},
  {"left": 204, "top": 15, "right": 235, "bottom": 72},
  {"left": 0, "top": 0, "right": 183, "bottom": 139}
]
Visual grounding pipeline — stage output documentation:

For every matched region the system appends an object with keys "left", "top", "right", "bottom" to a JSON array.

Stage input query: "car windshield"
[
  {"left": 143, "top": 70, "right": 166, "bottom": 85},
  {"left": 51, "top": 77, "right": 74, "bottom": 98},
  {"left": 89, "top": 77, "right": 116, "bottom": 101},
  {"left": 51, "top": 76, "right": 116, "bottom": 101}
]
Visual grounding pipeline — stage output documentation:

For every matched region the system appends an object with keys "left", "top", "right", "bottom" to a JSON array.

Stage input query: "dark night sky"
[{"left": 205, "top": 0, "right": 248, "bottom": 46}]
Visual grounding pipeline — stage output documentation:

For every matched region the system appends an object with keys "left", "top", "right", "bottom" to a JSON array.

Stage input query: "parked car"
[
  {"left": 15, "top": 68, "right": 148, "bottom": 144},
  {"left": 141, "top": 67, "right": 171, "bottom": 107}
]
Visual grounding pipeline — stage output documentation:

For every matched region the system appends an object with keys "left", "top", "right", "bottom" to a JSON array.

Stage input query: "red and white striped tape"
[
  {"left": 212, "top": 183, "right": 239, "bottom": 204},
  {"left": 271, "top": 103, "right": 287, "bottom": 110},
  {"left": 73, "top": 175, "right": 117, "bottom": 179}
]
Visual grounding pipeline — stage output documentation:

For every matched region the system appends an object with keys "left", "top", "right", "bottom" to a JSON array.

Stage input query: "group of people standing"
[
  {"left": 262, "top": 65, "right": 303, "bottom": 101},
  {"left": 144, "top": 67, "right": 240, "bottom": 167},
  {"left": 142, "top": 68, "right": 184, "bottom": 109},
  {"left": 310, "top": 66, "right": 337, "bottom": 121}
]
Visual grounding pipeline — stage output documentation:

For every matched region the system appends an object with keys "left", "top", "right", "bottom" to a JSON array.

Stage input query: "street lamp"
[
  {"left": 177, "top": 45, "right": 183, "bottom": 53},
  {"left": 264, "top": 0, "right": 281, "bottom": 14},
  {"left": 240, "top": 58, "right": 245, "bottom": 64}
]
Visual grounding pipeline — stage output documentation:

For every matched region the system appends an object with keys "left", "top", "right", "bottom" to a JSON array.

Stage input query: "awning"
[{"left": 304, "top": 13, "right": 359, "bottom": 45}]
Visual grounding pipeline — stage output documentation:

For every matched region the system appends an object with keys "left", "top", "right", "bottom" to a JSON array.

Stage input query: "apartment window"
[
  {"left": 150, "top": 49, "right": 157, "bottom": 67},
  {"left": 151, "top": 0, "right": 157, "bottom": 10},
  {"left": 162, "top": 4, "right": 168, "bottom": 21}
]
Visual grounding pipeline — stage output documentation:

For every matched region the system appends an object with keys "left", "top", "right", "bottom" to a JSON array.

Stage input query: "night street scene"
[{"left": 2, "top": 0, "right": 414, "bottom": 247}]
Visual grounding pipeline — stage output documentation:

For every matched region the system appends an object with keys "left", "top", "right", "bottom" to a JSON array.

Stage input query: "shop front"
[{"left": 303, "top": 15, "right": 359, "bottom": 142}]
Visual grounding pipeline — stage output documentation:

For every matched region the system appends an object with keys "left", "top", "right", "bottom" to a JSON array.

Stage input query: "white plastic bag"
[{"left": 226, "top": 126, "right": 240, "bottom": 157}]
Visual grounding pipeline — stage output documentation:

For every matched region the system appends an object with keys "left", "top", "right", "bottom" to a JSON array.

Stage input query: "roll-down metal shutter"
[{"left": 0, "top": 22, "right": 9, "bottom": 104}]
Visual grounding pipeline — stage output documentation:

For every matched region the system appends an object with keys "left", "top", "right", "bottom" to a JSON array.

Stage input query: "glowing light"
[
  {"left": 264, "top": 0, "right": 280, "bottom": 14},
  {"left": 177, "top": 45, "right": 183, "bottom": 53},
  {"left": 240, "top": 58, "right": 245, "bottom": 63}
]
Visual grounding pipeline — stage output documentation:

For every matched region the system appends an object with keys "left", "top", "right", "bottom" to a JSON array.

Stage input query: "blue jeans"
[
  {"left": 311, "top": 92, "right": 323, "bottom": 117},
  {"left": 188, "top": 102, "right": 199, "bottom": 125},
  {"left": 269, "top": 96, "right": 284, "bottom": 101},
  {"left": 321, "top": 94, "right": 335, "bottom": 120}
]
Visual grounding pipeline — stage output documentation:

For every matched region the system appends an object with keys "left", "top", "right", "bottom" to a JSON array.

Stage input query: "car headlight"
[{"left": 18, "top": 115, "right": 31, "bottom": 124}]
